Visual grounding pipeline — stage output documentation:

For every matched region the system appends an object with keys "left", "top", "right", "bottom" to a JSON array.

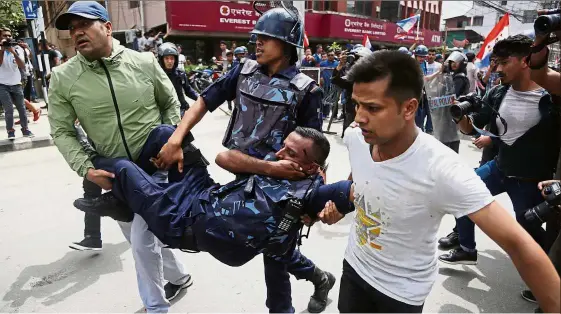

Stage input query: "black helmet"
[
  {"left": 250, "top": 7, "right": 303, "bottom": 48},
  {"left": 158, "top": 42, "right": 178, "bottom": 70}
]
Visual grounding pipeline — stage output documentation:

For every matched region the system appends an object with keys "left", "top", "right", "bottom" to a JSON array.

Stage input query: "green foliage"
[
  {"left": 0, "top": 0, "right": 25, "bottom": 32},
  {"left": 328, "top": 42, "right": 342, "bottom": 52}
]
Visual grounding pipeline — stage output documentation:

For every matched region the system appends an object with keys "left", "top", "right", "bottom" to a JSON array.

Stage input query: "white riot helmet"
[
  {"left": 350, "top": 46, "right": 372, "bottom": 58},
  {"left": 445, "top": 51, "right": 467, "bottom": 64}
]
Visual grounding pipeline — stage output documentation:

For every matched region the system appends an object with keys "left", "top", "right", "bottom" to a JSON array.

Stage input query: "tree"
[{"left": 0, "top": 0, "right": 24, "bottom": 31}]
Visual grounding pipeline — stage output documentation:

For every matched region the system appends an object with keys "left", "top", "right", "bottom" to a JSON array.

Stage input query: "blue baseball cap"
[{"left": 55, "top": 1, "right": 109, "bottom": 30}]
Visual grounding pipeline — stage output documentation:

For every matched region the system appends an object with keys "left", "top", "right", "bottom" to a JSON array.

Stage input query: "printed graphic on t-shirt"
[{"left": 354, "top": 186, "right": 383, "bottom": 250}]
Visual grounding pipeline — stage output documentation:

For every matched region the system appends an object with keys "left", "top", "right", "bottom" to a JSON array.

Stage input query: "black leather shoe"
[
  {"left": 73, "top": 192, "right": 133, "bottom": 222},
  {"left": 438, "top": 231, "right": 460, "bottom": 250},
  {"left": 307, "top": 267, "right": 336, "bottom": 313},
  {"left": 439, "top": 248, "right": 478, "bottom": 265}
]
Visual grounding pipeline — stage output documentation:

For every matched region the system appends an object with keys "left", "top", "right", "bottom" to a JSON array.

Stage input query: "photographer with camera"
[
  {"left": 524, "top": 8, "right": 561, "bottom": 310},
  {"left": 438, "top": 35, "right": 560, "bottom": 268},
  {"left": 527, "top": 9, "right": 561, "bottom": 96},
  {"left": 331, "top": 45, "right": 372, "bottom": 138},
  {"left": 0, "top": 27, "right": 33, "bottom": 139}
]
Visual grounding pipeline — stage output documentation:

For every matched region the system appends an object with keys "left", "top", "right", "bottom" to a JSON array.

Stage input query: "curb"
[{"left": 0, "top": 136, "right": 54, "bottom": 153}]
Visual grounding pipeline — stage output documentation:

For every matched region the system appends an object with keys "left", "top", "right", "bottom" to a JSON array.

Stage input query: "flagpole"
[{"left": 416, "top": 13, "right": 420, "bottom": 41}]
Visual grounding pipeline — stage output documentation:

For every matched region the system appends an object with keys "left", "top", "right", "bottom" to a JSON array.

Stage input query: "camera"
[
  {"left": 346, "top": 52, "right": 356, "bottom": 66},
  {"left": 534, "top": 8, "right": 561, "bottom": 36},
  {"left": 450, "top": 93, "right": 483, "bottom": 120},
  {"left": 1, "top": 40, "right": 17, "bottom": 48},
  {"left": 524, "top": 181, "right": 561, "bottom": 223}
]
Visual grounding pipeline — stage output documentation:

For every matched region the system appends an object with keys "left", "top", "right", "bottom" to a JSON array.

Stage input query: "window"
[
  {"left": 348, "top": 0, "right": 373, "bottom": 17},
  {"left": 129, "top": 1, "right": 139, "bottom": 9},
  {"left": 500, "top": 1, "right": 507, "bottom": 5},
  {"left": 347, "top": 0, "right": 355, "bottom": 13},
  {"left": 523, "top": 10, "right": 538, "bottom": 24},
  {"left": 323, "top": 1, "right": 333, "bottom": 11},
  {"left": 456, "top": 19, "right": 469, "bottom": 28},
  {"left": 472, "top": 16, "right": 484, "bottom": 26},
  {"left": 313, "top": 0, "right": 321, "bottom": 10}
]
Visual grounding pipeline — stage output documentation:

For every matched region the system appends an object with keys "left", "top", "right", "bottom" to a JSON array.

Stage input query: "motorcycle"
[
  {"left": 188, "top": 68, "right": 222, "bottom": 93},
  {"left": 188, "top": 68, "right": 221, "bottom": 94}
]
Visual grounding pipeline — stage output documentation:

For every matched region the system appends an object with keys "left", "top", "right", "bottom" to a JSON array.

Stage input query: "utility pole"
[{"left": 292, "top": 0, "right": 305, "bottom": 64}]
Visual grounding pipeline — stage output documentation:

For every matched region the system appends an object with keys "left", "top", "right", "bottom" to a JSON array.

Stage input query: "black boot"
[
  {"left": 73, "top": 192, "right": 133, "bottom": 222},
  {"left": 438, "top": 231, "right": 460, "bottom": 250},
  {"left": 307, "top": 267, "right": 336, "bottom": 313}
]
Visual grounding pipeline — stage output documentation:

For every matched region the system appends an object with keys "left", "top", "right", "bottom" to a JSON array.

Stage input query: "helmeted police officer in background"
[
  {"left": 413, "top": 44, "right": 434, "bottom": 134},
  {"left": 158, "top": 42, "right": 199, "bottom": 117},
  {"left": 331, "top": 45, "right": 372, "bottom": 138},
  {"left": 149, "top": 4, "right": 333, "bottom": 313},
  {"left": 232, "top": 46, "right": 247, "bottom": 67}
]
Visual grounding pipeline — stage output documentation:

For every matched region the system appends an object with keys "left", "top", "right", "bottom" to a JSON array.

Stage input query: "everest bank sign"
[
  {"left": 166, "top": 1, "right": 263, "bottom": 33},
  {"left": 166, "top": 1, "right": 442, "bottom": 45}
]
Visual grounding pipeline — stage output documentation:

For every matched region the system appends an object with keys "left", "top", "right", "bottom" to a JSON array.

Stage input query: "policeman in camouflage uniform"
[
  {"left": 158, "top": 42, "right": 199, "bottom": 117},
  {"left": 74, "top": 127, "right": 355, "bottom": 270},
  {"left": 150, "top": 6, "right": 333, "bottom": 314}
]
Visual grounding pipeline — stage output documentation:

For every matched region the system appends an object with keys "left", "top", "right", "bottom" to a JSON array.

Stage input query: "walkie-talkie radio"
[{"left": 277, "top": 198, "right": 303, "bottom": 232}]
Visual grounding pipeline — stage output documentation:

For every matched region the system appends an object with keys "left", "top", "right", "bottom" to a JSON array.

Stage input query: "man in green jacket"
[{"left": 48, "top": 2, "right": 193, "bottom": 312}]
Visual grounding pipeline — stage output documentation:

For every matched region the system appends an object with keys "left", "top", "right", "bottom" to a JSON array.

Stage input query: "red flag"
[
  {"left": 362, "top": 34, "right": 372, "bottom": 50},
  {"left": 476, "top": 13, "right": 509, "bottom": 61},
  {"left": 304, "top": 31, "right": 309, "bottom": 48}
]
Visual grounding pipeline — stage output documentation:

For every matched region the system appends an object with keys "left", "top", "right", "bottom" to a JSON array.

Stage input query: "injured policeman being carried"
[{"left": 74, "top": 126, "right": 355, "bottom": 267}]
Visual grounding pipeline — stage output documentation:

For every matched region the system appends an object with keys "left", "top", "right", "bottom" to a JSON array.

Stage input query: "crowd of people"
[{"left": 2, "top": 0, "right": 556, "bottom": 313}]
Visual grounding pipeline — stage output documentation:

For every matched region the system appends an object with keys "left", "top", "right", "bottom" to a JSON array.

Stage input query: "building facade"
[
  {"left": 166, "top": 0, "right": 443, "bottom": 62},
  {"left": 444, "top": 1, "right": 558, "bottom": 48},
  {"left": 40, "top": 0, "right": 167, "bottom": 57},
  {"left": 41, "top": 1, "right": 444, "bottom": 61}
]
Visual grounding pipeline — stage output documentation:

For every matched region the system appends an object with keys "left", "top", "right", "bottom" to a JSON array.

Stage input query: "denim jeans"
[
  {"left": 0, "top": 84, "right": 27, "bottom": 130},
  {"left": 456, "top": 160, "right": 547, "bottom": 251},
  {"left": 415, "top": 105, "right": 433, "bottom": 133}
]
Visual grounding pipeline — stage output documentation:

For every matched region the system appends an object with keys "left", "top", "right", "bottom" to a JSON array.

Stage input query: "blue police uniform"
[
  {"left": 167, "top": 68, "right": 198, "bottom": 115},
  {"left": 200, "top": 60, "right": 324, "bottom": 313},
  {"left": 158, "top": 43, "right": 199, "bottom": 116},
  {"left": 91, "top": 154, "right": 354, "bottom": 266},
  {"left": 197, "top": 6, "right": 330, "bottom": 312}
]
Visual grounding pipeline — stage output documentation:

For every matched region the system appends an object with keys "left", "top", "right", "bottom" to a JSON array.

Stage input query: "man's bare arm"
[
  {"left": 216, "top": 150, "right": 272, "bottom": 176},
  {"left": 13, "top": 48, "right": 24, "bottom": 69},
  {"left": 215, "top": 149, "right": 306, "bottom": 180},
  {"left": 469, "top": 201, "right": 560, "bottom": 313}
]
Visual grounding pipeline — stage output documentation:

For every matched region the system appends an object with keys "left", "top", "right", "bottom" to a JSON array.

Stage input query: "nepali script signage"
[{"left": 166, "top": 1, "right": 443, "bottom": 46}]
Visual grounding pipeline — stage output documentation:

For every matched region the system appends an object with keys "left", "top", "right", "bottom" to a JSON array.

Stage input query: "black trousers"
[
  {"left": 83, "top": 177, "right": 102, "bottom": 239},
  {"left": 338, "top": 260, "right": 424, "bottom": 313},
  {"left": 442, "top": 140, "right": 460, "bottom": 154},
  {"left": 23, "top": 75, "right": 32, "bottom": 101}
]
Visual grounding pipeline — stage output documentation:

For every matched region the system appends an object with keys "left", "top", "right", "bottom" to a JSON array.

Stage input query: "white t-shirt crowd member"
[
  {"left": 425, "top": 61, "right": 441, "bottom": 75},
  {"left": 343, "top": 127, "right": 494, "bottom": 306}
]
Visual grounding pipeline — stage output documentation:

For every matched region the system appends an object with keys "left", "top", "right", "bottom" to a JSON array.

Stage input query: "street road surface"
[{"left": 0, "top": 107, "right": 536, "bottom": 313}]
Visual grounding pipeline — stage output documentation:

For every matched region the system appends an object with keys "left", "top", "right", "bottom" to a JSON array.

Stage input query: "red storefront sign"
[
  {"left": 166, "top": 1, "right": 263, "bottom": 34},
  {"left": 321, "top": 14, "right": 442, "bottom": 46},
  {"left": 166, "top": 1, "right": 442, "bottom": 46}
]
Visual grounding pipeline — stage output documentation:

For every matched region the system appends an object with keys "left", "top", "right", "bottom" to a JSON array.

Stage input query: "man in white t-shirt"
[
  {"left": 425, "top": 48, "right": 441, "bottom": 75},
  {"left": 176, "top": 44, "right": 186, "bottom": 71},
  {"left": 0, "top": 27, "right": 33, "bottom": 139},
  {"left": 465, "top": 51, "right": 478, "bottom": 93},
  {"left": 316, "top": 50, "right": 560, "bottom": 313}
]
